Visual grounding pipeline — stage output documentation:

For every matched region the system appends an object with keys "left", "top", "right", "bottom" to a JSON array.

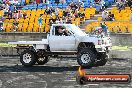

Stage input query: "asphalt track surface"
[{"left": 0, "top": 50, "right": 131, "bottom": 88}]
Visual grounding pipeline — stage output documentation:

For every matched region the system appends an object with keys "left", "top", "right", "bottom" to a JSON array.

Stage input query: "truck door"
[{"left": 48, "top": 26, "right": 76, "bottom": 51}]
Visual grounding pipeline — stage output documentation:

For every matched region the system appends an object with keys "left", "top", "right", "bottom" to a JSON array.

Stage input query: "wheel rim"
[
  {"left": 81, "top": 54, "right": 91, "bottom": 64},
  {"left": 23, "top": 53, "right": 32, "bottom": 63}
]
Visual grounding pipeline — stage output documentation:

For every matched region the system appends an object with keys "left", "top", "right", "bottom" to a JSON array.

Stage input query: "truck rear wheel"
[
  {"left": 37, "top": 56, "right": 49, "bottom": 65},
  {"left": 77, "top": 48, "right": 97, "bottom": 68},
  {"left": 20, "top": 50, "right": 36, "bottom": 67}
]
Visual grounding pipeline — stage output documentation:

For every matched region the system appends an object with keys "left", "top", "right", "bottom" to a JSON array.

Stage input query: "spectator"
[
  {"left": 79, "top": 12, "right": 85, "bottom": 23},
  {"left": 14, "top": 5, "right": 17, "bottom": 12},
  {"left": 127, "top": 0, "right": 132, "bottom": 7},
  {"left": 13, "top": 11, "right": 18, "bottom": 19},
  {"left": 55, "top": 8, "right": 59, "bottom": 16},
  {"left": 1, "top": 3, "right": 5, "bottom": 10},
  {"left": 23, "top": 11, "right": 28, "bottom": 19},
  {"left": 55, "top": 17, "right": 63, "bottom": 24},
  {"left": 13, "top": 20, "right": 18, "bottom": 31},
  {"left": 0, "top": 23, "right": 3, "bottom": 32},
  {"left": 66, "top": 17, "right": 72, "bottom": 24},
  {"left": 3, "top": 8, "right": 8, "bottom": 16},
  {"left": 100, "top": 0, "right": 105, "bottom": 10},
  {"left": 69, "top": 2, "right": 78, "bottom": 11},
  {"left": 18, "top": 11, "right": 23, "bottom": 19},
  {"left": 45, "top": 7, "right": 51, "bottom": 15},
  {"left": 108, "top": 12, "right": 115, "bottom": 21},
  {"left": 8, "top": 10, "right": 12, "bottom": 18},
  {"left": 60, "top": 0, "right": 66, "bottom": 4},
  {"left": 5, "top": 4, "right": 9, "bottom": 11},
  {"left": 117, "top": 1, "right": 125, "bottom": 11},
  {"left": 50, "top": 7, "right": 55, "bottom": 13},
  {"left": 55, "top": 0, "right": 60, "bottom": 5},
  {"left": 43, "top": 0, "right": 49, "bottom": 4},
  {"left": 38, "top": 15, "right": 43, "bottom": 28},
  {"left": 63, "top": 9, "right": 69, "bottom": 17},
  {"left": 102, "top": 10, "right": 109, "bottom": 21},
  {"left": 79, "top": 12, "right": 85, "bottom": 18},
  {"left": 74, "top": 10, "right": 79, "bottom": 18},
  {"left": 76, "top": 0, "right": 84, "bottom": 8},
  {"left": 0, "top": 16, "right": 4, "bottom": 22},
  {"left": 9, "top": 4, "right": 14, "bottom": 12}
]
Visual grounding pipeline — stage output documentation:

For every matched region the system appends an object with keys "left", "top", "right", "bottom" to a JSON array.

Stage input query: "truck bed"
[{"left": 8, "top": 39, "right": 48, "bottom": 45}]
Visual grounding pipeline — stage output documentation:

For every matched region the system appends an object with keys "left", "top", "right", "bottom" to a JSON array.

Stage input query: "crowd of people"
[
  {"left": 38, "top": 1, "right": 85, "bottom": 28},
  {"left": 0, "top": 1, "right": 28, "bottom": 31},
  {"left": 0, "top": 0, "right": 131, "bottom": 32},
  {"left": 116, "top": 0, "right": 132, "bottom": 11},
  {"left": 1, "top": 2, "right": 28, "bottom": 19},
  {"left": 102, "top": 0, "right": 132, "bottom": 21}
]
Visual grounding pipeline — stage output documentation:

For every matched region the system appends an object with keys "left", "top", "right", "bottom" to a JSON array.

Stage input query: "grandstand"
[
  {"left": 0, "top": 0, "right": 132, "bottom": 33},
  {"left": 86, "top": 7, "right": 132, "bottom": 33}
]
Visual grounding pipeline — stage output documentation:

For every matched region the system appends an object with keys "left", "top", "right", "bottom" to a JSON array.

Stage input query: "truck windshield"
[{"left": 66, "top": 24, "right": 86, "bottom": 36}]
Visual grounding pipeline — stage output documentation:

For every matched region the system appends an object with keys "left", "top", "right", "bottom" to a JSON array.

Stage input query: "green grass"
[
  {"left": 0, "top": 43, "right": 16, "bottom": 47},
  {"left": 112, "top": 46, "right": 132, "bottom": 51}
]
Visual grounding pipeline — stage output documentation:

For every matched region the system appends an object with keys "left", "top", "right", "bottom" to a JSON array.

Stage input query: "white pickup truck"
[{"left": 9, "top": 24, "right": 112, "bottom": 67}]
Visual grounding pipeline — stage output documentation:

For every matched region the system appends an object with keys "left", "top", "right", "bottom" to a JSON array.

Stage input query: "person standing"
[
  {"left": 100, "top": 0, "right": 105, "bottom": 10},
  {"left": 38, "top": 15, "right": 43, "bottom": 32},
  {"left": 100, "top": 23, "right": 109, "bottom": 35},
  {"left": 0, "top": 24, "right": 3, "bottom": 32},
  {"left": 102, "top": 10, "right": 109, "bottom": 21}
]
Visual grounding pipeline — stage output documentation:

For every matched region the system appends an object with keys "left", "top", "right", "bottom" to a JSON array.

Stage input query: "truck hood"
[{"left": 78, "top": 35, "right": 99, "bottom": 45}]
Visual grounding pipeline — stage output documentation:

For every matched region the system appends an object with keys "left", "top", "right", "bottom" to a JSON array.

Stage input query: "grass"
[
  {"left": 0, "top": 43, "right": 16, "bottom": 47},
  {"left": 112, "top": 46, "right": 131, "bottom": 51}
]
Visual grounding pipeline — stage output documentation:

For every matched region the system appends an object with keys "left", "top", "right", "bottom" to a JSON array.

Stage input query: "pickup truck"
[{"left": 8, "top": 24, "right": 112, "bottom": 67}]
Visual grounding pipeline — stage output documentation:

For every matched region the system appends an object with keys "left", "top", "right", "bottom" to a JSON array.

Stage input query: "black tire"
[
  {"left": 95, "top": 53, "right": 108, "bottom": 66},
  {"left": 77, "top": 48, "right": 97, "bottom": 68},
  {"left": 20, "top": 50, "right": 36, "bottom": 67},
  {"left": 37, "top": 56, "right": 49, "bottom": 65}
]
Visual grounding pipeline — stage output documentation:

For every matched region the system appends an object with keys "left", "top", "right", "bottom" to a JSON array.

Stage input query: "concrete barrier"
[{"left": 110, "top": 33, "right": 132, "bottom": 46}]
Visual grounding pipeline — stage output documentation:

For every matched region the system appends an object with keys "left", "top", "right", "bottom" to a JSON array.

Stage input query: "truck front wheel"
[
  {"left": 20, "top": 50, "right": 36, "bottom": 67},
  {"left": 77, "top": 49, "right": 97, "bottom": 68}
]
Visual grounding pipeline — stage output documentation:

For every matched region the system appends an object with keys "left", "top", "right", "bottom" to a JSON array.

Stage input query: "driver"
[
  {"left": 57, "top": 26, "right": 68, "bottom": 36},
  {"left": 58, "top": 26, "right": 63, "bottom": 35}
]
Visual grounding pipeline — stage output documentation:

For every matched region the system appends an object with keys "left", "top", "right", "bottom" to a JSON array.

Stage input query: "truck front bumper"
[{"left": 95, "top": 45, "right": 112, "bottom": 52}]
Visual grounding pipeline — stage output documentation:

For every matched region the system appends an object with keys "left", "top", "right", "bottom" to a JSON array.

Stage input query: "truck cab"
[
  {"left": 48, "top": 24, "right": 77, "bottom": 51},
  {"left": 48, "top": 24, "right": 111, "bottom": 52}
]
